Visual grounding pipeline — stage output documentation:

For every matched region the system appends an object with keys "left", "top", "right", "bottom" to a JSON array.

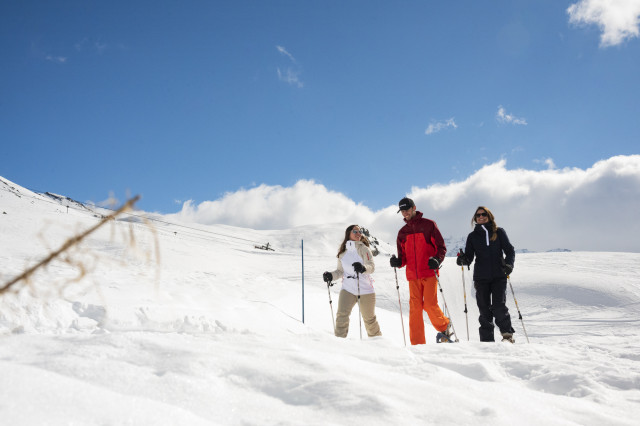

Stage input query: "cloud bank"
[
  {"left": 169, "top": 180, "right": 376, "bottom": 230},
  {"left": 568, "top": 0, "right": 640, "bottom": 47},
  {"left": 169, "top": 155, "right": 640, "bottom": 252}
]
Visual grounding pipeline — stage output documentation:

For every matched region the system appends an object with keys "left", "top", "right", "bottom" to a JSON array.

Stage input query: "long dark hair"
[
  {"left": 337, "top": 224, "right": 370, "bottom": 258},
  {"left": 472, "top": 206, "right": 498, "bottom": 242}
]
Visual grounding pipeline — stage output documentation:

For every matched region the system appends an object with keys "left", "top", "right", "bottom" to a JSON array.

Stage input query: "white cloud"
[
  {"left": 275, "top": 46, "right": 303, "bottom": 88},
  {"left": 167, "top": 155, "right": 640, "bottom": 253},
  {"left": 534, "top": 158, "right": 557, "bottom": 169},
  {"left": 277, "top": 67, "right": 304, "bottom": 88},
  {"left": 496, "top": 106, "right": 527, "bottom": 125},
  {"left": 568, "top": 0, "right": 640, "bottom": 47},
  {"left": 545, "top": 158, "right": 556, "bottom": 169},
  {"left": 404, "top": 155, "right": 640, "bottom": 252},
  {"left": 425, "top": 118, "right": 457, "bottom": 135},
  {"left": 45, "top": 55, "right": 67, "bottom": 64},
  {"left": 168, "top": 180, "right": 375, "bottom": 230},
  {"left": 276, "top": 45, "right": 296, "bottom": 63},
  {"left": 75, "top": 38, "right": 108, "bottom": 53}
]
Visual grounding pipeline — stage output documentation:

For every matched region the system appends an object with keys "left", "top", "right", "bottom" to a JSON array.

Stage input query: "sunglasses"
[
  {"left": 475, "top": 212, "right": 488, "bottom": 218},
  {"left": 351, "top": 229, "right": 362, "bottom": 234}
]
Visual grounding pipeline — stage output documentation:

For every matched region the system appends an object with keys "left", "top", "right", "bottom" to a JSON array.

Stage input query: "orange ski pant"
[{"left": 408, "top": 276, "right": 449, "bottom": 345}]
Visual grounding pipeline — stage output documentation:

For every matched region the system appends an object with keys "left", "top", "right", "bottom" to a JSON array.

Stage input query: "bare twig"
[{"left": 0, "top": 195, "right": 140, "bottom": 295}]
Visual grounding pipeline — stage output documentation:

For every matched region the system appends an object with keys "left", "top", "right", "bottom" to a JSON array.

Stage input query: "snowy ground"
[{"left": 1, "top": 177, "right": 639, "bottom": 425}]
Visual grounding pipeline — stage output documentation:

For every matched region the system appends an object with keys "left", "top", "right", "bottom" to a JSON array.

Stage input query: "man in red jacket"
[{"left": 390, "top": 197, "right": 450, "bottom": 344}]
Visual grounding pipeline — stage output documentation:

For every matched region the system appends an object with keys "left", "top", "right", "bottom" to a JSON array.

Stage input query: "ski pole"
[
  {"left": 326, "top": 280, "right": 336, "bottom": 334},
  {"left": 356, "top": 271, "right": 363, "bottom": 340},
  {"left": 458, "top": 249, "right": 470, "bottom": 341},
  {"left": 436, "top": 271, "right": 459, "bottom": 342},
  {"left": 393, "top": 267, "right": 407, "bottom": 346},
  {"left": 507, "top": 275, "right": 530, "bottom": 343},
  {"left": 440, "top": 278, "right": 448, "bottom": 317}
]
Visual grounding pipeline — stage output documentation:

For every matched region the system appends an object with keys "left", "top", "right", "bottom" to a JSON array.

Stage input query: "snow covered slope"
[{"left": 1, "top": 176, "right": 639, "bottom": 425}]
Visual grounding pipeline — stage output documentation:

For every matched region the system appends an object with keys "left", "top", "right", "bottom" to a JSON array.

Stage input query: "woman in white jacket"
[{"left": 323, "top": 225, "right": 382, "bottom": 338}]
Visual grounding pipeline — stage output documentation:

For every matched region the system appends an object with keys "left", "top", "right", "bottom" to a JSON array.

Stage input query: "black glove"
[
  {"left": 323, "top": 271, "right": 333, "bottom": 283},
  {"left": 503, "top": 264, "right": 513, "bottom": 276},
  {"left": 456, "top": 252, "right": 470, "bottom": 266},
  {"left": 390, "top": 255, "right": 402, "bottom": 268},
  {"left": 428, "top": 257, "right": 440, "bottom": 270},
  {"left": 352, "top": 262, "right": 366, "bottom": 274}
]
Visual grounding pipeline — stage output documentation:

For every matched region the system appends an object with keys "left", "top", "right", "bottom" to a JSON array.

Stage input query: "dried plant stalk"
[{"left": 0, "top": 195, "right": 141, "bottom": 295}]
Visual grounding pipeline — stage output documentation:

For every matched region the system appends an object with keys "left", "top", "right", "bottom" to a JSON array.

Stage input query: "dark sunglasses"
[
  {"left": 351, "top": 229, "right": 362, "bottom": 234},
  {"left": 475, "top": 212, "right": 488, "bottom": 218}
]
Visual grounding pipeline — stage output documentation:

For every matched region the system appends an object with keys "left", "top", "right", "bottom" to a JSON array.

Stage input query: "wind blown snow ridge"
[{"left": 1, "top": 176, "right": 639, "bottom": 425}]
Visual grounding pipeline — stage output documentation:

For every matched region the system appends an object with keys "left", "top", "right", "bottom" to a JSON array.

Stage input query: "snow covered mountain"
[{"left": 1, "top": 175, "right": 639, "bottom": 425}]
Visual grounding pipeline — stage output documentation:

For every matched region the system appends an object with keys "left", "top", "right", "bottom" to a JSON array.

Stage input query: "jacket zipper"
[{"left": 411, "top": 221, "right": 419, "bottom": 278}]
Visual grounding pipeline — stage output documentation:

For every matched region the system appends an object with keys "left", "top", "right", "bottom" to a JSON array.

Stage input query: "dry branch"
[{"left": 0, "top": 195, "right": 141, "bottom": 295}]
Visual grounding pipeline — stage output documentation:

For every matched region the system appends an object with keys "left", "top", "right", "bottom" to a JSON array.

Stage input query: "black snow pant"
[{"left": 475, "top": 277, "right": 515, "bottom": 342}]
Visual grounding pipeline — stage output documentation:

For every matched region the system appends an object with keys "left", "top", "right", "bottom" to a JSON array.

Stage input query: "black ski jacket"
[{"left": 464, "top": 224, "right": 515, "bottom": 283}]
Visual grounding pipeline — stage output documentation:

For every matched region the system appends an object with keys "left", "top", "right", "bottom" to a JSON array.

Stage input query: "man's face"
[{"left": 401, "top": 206, "right": 416, "bottom": 220}]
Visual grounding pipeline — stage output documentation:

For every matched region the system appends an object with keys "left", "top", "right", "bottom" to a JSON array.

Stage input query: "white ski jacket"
[{"left": 330, "top": 240, "right": 376, "bottom": 295}]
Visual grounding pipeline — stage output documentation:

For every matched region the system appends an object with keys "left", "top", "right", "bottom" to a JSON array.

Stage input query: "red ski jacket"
[{"left": 396, "top": 211, "right": 447, "bottom": 280}]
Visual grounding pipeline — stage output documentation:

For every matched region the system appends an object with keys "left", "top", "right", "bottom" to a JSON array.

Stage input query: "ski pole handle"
[{"left": 458, "top": 248, "right": 470, "bottom": 270}]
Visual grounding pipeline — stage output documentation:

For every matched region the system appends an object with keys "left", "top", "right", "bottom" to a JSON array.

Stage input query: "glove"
[
  {"left": 456, "top": 248, "right": 470, "bottom": 266},
  {"left": 503, "top": 264, "right": 513, "bottom": 276},
  {"left": 352, "top": 262, "right": 366, "bottom": 274},
  {"left": 428, "top": 257, "right": 440, "bottom": 270},
  {"left": 323, "top": 271, "right": 333, "bottom": 283},
  {"left": 456, "top": 253, "right": 470, "bottom": 266},
  {"left": 390, "top": 255, "right": 402, "bottom": 268}
]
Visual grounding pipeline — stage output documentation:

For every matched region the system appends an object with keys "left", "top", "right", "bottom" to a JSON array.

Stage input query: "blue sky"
[{"left": 1, "top": 1, "right": 639, "bottom": 219}]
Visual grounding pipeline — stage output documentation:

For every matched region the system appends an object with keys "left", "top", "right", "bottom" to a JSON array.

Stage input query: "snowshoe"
[
  {"left": 501, "top": 332, "right": 515, "bottom": 343},
  {"left": 436, "top": 322, "right": 456, "bottom": 343},
  {"left": 436, "top": 332, "right": 454, "bottom": 343}
]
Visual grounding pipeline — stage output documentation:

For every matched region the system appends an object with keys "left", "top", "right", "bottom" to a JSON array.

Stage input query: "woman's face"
[
  {"left": 349, "top": 226, "right": 363, "bottom": 241},
  {"left": 475, "top": 209, "right": 489, "bottom": 225}
]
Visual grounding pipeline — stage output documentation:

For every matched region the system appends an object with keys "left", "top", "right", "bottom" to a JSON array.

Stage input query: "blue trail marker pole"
[{"left": 302, "top": 239, "right": 305, "bottom": 324}]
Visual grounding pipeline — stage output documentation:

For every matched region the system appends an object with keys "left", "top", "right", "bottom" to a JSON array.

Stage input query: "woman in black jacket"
[{"left": 457, "top": 206, "right": 516, "bottom": 343}]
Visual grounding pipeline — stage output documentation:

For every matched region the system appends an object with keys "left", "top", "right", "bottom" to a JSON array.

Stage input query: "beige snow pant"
[{"left": 335, "top": 290, "right": 382, "bottom": 338}]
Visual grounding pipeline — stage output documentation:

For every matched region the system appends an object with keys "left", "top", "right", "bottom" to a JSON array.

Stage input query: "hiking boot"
[{"left": 501, "top": 332, "right": 515, "bottom": 343}]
